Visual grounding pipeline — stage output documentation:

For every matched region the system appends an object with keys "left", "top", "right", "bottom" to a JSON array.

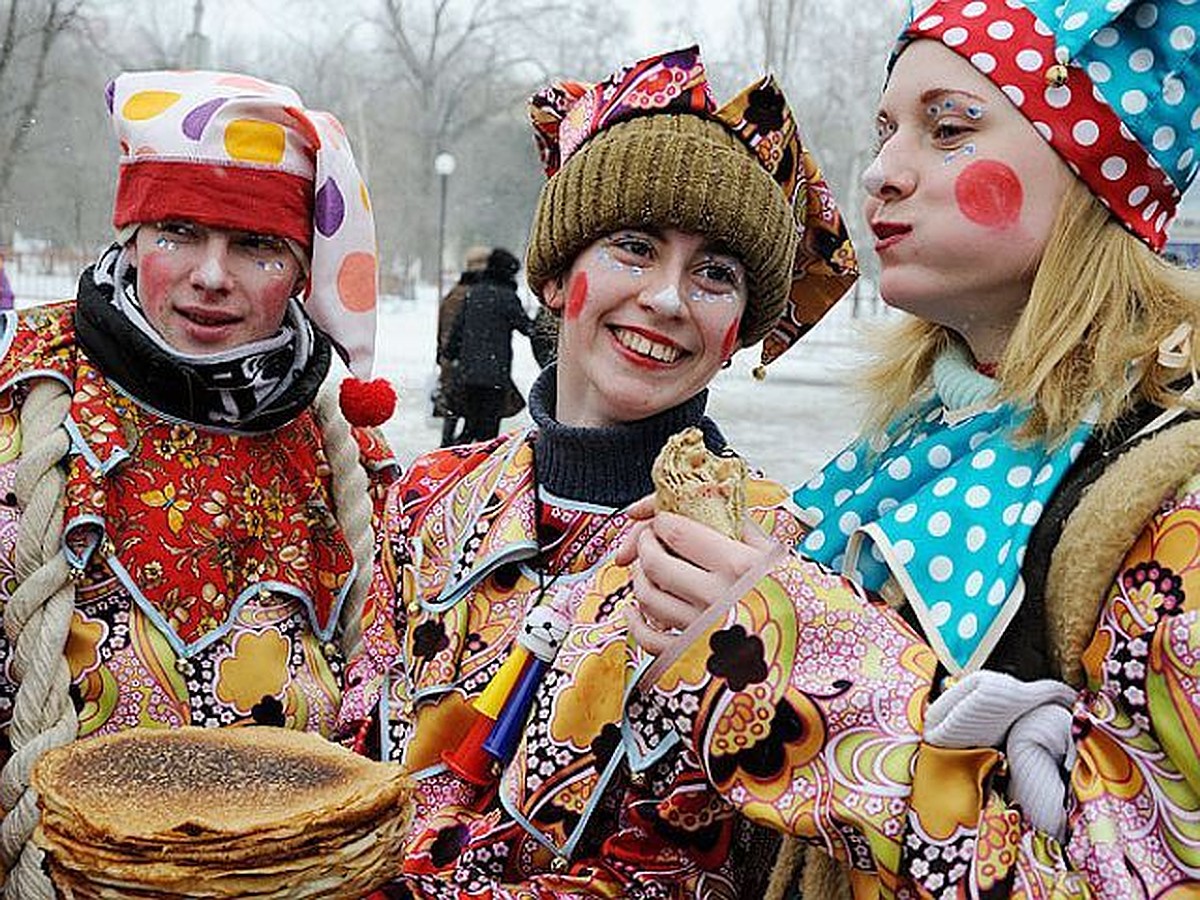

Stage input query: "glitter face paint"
[
  {"left": 565, "top": 270, "right": 588, "bottom": 320},
  {"left": 597, "top": 245, "right": 644, "bottom": 277},
  {"left": 688, "top": 287, "right": 738, "bottom": 305},
  {"left": 954, "top": 159, "right": 1024, "bottom": 229},
  {"left": 943, "top": 143, "right": 977, "bottom": 166}
]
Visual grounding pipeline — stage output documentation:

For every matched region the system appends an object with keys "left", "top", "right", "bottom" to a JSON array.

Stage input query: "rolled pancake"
[{"left": 652, "top": 427, "right": 747, "bottom": 539}]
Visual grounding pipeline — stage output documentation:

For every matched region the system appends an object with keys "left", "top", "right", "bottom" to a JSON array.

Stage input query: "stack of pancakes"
[{"left": 32, "top": 726, "right": 411, "bottom": 898}]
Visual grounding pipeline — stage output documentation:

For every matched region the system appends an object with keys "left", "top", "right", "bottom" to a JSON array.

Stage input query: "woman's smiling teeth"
[{"left": 612, "top": 327, "right": 683, "bottom": 363}]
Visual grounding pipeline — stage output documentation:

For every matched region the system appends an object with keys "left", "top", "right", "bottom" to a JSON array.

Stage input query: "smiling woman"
[
  {"left": 340, "top": 44, "right": 859, "bottom": 899},
  {"left": 543, "top": 227, "right": 748, "bottom": 427}
]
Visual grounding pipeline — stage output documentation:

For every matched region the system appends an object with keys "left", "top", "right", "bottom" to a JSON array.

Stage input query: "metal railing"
[{"left": 0, "top": 247, "right": 93, "bottom": 307}]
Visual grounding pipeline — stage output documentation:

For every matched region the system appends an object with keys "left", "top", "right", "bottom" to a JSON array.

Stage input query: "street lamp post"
[{"left": 434, "top": 151, "right": 456, "bottom": 299}]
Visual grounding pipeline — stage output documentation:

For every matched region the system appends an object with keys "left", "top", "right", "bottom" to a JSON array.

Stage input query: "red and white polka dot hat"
[
  {"left": 108, "top": 71, "right": 380, "bottom": 380},
  {"left": 899, "top": 0, "right": 1198, "bottom": 252}
]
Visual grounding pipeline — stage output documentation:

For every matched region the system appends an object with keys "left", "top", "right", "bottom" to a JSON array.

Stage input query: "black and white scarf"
[{"left": 74, "top": 243, "right": 331, "bottom": 433}]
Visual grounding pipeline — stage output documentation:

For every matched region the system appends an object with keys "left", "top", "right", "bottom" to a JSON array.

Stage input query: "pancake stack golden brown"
[
  {"left": 31, "top": 726, "right": 412, "bottom": 899},
  {"left": 652, "top": 427, "right": 747, "bottom": 539}
]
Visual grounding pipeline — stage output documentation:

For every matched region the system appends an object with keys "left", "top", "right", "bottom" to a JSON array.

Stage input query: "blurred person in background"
[
  {"left": 445, "top": 246, "right": 534, "bottom": 443},
  {"left": 434, "top": 245, "right": 491, "bottom": 447},
  {"left": 0, "top": 70, "right": 398, "bottom": 894}
]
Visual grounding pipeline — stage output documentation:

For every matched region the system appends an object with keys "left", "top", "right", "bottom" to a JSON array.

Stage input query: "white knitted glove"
[
  {"left": 1007, "top": 703, "right": 1076, "bottom": 841},
  {"left": 924, "top": 669, "right": 1075, "bottom": 747},
  {"left": 924, "top": 670, "right": 1077, "bottom": 841}
]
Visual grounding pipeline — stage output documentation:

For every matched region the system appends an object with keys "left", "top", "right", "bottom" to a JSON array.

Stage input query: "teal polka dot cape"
[{"left": 793, "top": 394, "right": 1092, "bottom": 674}]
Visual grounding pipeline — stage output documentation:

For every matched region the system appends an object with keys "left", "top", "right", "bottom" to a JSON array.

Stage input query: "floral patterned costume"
[
  {"left": 353, "top": 362, "right": 1200, "bottom": 899},
  {"left": 344, "top": 375, "right": 812, "bottom": 899},
  {"left": 0, "top": 302, "right": 396, "bottom": 752}
]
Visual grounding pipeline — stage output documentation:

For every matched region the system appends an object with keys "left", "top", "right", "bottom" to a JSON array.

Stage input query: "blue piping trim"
[
  {"left": 62, "top": 417, "right": 130, "bottom": 475},
  {"left": 91, "top": 545, "right": 350, "bottom": 658},
  {"left": 379, "top": 672, "right": 394, "bottom": 762},
  {"left": 425, "top": 542, "right": 539, "bottom": 613},
  {"left": 622, "top": 656, "right": 681, "bottom": 771},
  {"left": 0, "top": 312, "right": 17, "bottom": 369},
  {"left": 61, "top": 514, "right": 104, "bottom": 570},
  {"left": 499, "top": 740, "right": 628, "bottom": 861},
  {"left": 1, "top": 367, "right": 72, "bottom": 396}
]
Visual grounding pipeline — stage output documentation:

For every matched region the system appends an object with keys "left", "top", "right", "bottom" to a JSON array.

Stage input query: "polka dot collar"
[
  {"left": 794, "top": 377, "right": 1092, "bottom": 673},
  {"left": 899, "top": 0, "right": 1198, "bottom": 252}
]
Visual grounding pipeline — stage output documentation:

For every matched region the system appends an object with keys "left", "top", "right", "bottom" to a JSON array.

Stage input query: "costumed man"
[{"left": 0, "top": 70, "right": 398, "bottom": 897}]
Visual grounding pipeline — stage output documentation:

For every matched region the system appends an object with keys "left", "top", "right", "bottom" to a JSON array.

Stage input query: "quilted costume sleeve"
[
  {"left": 1065, "top": 471, "right": 1200, "bottom": 895},
  {"left": 635, "top": 549, "right": 1108, "bottom": 897},
  {"left": 637, "top": 552, "right": 934, "bottom": 891}
]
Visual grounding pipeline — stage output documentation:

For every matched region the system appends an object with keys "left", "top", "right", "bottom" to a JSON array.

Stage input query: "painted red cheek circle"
[
  {"left": 954, "top": 160, "right": 1024, "bottom": 229},
  {"left": 565, "top": 271, "right": 588, "bottom": 320},
  {"left": 720, "top": 316, "right": 740, "bottom": 360},
  {"left": 138, "top": 252, "right": 172, "bottom": 302}
]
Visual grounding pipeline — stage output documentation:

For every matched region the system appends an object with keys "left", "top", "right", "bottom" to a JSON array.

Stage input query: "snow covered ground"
[{"left": 10, "top": 271, "right": 875, "bottom": 489}]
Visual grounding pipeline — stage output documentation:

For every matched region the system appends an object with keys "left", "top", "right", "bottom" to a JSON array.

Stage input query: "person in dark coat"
[
  {"left": 446, "top": 247, "right": 533, "bottom": 443},
  {"left": 528, "top": 304, "right": 558, "bottom": 368},
  {"left": 434, "top": 246, "right": 490, "bottom": 446}
]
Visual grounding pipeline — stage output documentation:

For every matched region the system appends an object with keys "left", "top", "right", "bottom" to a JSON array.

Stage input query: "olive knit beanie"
[
  {"left": 526, "top": 46, "right": 858, "bottom": 367},
  {"left": 526, "top": 114, "right": 798, "bottom": 347}
]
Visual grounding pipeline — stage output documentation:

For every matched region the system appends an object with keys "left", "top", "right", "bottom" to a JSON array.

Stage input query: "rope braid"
[
  {"left": 313, "top": 370, "right": 375, "bottom": 661},
  {"left": 0, "top": 379, "right": 79, "bottom": 900}
]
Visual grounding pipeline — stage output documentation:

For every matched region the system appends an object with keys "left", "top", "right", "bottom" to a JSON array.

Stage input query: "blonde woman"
[{"left": 624, "top": 1, "right": 1200, "bottom": 896}]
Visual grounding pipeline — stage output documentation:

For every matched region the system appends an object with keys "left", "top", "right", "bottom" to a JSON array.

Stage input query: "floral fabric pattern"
[
  {"left": 353, "top": 432, "right": 804, "bottom": 898},
  {"left": 645, "top": 474, "right": 1200, "bottom": 897},
  {"left": 0, "top": 302, "right": 396, "bottom": 743}
]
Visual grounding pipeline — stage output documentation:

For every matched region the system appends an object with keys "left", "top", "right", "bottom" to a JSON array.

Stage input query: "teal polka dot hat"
[{"left": 900, "top": 0, "right": 1199, "bottom": 252}]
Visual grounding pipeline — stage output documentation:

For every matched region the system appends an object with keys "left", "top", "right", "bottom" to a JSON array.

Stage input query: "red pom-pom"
[{"left": 339, "top": 377, "right": 397, "bottom": 427}]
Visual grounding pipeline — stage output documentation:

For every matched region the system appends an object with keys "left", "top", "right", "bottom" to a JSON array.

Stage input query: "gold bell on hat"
[
  {"left": 1045, "top": 46, "right": 1070, "bottom": 88},
  {"left": 752, "top": 365, "right": 767, "bottom": 381}
]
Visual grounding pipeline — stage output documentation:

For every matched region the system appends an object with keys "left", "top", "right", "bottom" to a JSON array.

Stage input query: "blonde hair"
[{"left": 862, "top": 177, "right": 1200, "bottom": 445}]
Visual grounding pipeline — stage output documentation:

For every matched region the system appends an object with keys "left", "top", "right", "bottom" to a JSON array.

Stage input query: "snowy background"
[
  {"left": 7, "top": 270, "right": 873, "bottom": 489},
  {"left": 376, "top": 288, "right": 874, "bottom": 488}
]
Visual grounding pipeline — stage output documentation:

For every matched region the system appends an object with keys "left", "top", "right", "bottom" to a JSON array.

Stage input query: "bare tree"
[
  {"left": 365, "top": 0, "right": 631, "bottom": 282},
  {"left": 0, "top": 0, "right": 86, "bottom": 244},
  {"left": 737, "top": 0, "right": 908, "bottom": 304}
]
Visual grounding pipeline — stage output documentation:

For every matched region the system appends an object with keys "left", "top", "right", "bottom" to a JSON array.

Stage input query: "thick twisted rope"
[
  {"left": 0, "top": 379, "right": 78, "bottom": 899},
  {"left": 313, "top": 372, "right": 375, "bottom": 660}
]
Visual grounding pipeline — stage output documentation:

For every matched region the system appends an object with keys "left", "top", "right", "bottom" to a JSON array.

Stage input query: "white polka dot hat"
[
  {"left": 107, "top": 71, "right": 379, "bottom": 379},
  {"left": 901, "top": 0, "right": 1198, "bottom": 252}
]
